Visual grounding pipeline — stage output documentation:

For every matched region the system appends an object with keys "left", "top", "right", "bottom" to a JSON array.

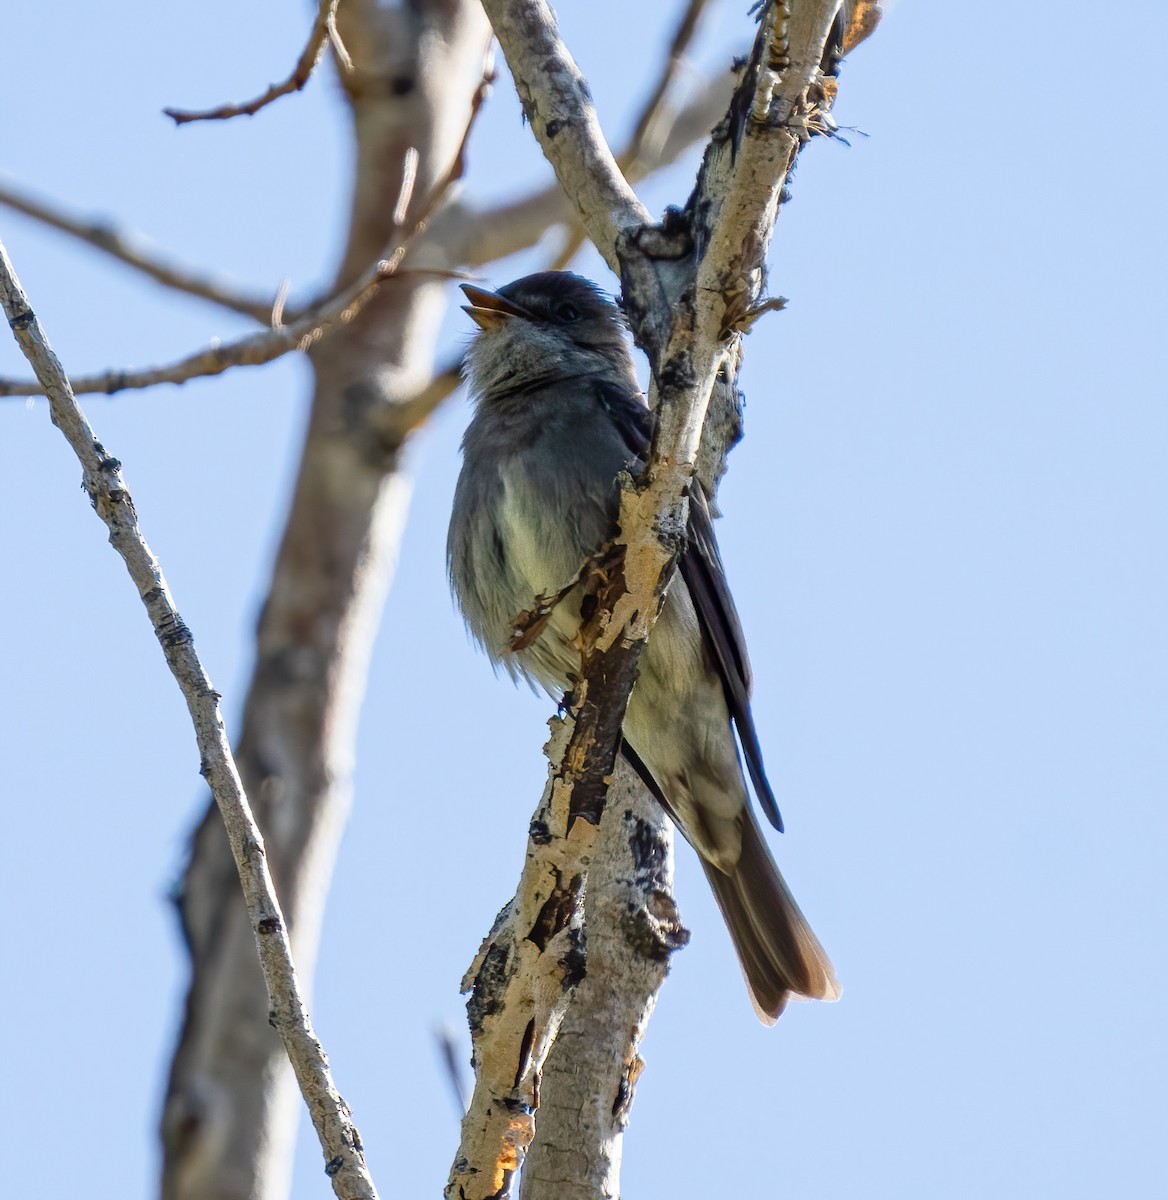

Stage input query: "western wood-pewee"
[{"left": 447, "top": 271, "right": 837, "bottom": 1022}]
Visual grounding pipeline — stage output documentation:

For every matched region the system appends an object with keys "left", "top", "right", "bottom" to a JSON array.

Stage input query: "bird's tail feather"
[{"left": 701, "top": 812, "right": 839, "bottom": 1024}]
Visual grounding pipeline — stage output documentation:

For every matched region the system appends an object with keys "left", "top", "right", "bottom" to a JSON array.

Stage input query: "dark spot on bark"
[
  {"left": 528, "top": 871, "right": 581, "bottom": 951},
  {"left": 612, "top": 1054, "right": 645, "bottom": 1125},
  {"left": 257, "top": 916, "right": 282, "bottom": 935},
  {"left": 324, "top": 1155, "right": 344, "bottom": 1177},
  {"left": 561, "top": 925, "right": 586, "bottom": 989},
  {"left": 659, "top": 356, "right": 697, "bottom": 393},
  {"left": 467, "top": 942, "right": 511, "bottom": 1034},
  {"left": 159, "top": 616, "right": 193, "bottom": 648},
  {"left": 661, "top": 205, "right": 689, "bottom": 237},
  {"left": 621, "top": 890, "right": 690, "bottom": 961},
  {"left": 390, "top": 76, "right": 415, "bottom": 96},
  {"left": 613, "top": 1075, "right": 630, "bottom": 1118},
  {"left": 7, "top": 306, "right": 34, "bottom": 330},
  {"left": 629, "top": 815, "right": 669, "bottom": 878},
  {"left": 579, "top": 592, "right": 597, "bottom": 624},
  {"left": 528, "top": 818, "right": 552, "bottom": 845},
  {"left": 268, "top": 1009, "right": 279, "bottom": 1029},
  {"left": 545, "top": 117, "right": 566, "bottom": 138},
  {"left": 514, "top": 1018, "right": 535, "bottom": 1087}
]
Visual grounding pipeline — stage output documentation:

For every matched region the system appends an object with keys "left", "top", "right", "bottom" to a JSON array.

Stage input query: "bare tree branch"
[
  {"left": 0, "top": 236, "right": 381, "bottom": 1200},
  {"left": 621, "top": 0, "right": 711, "bottom": 175},
  {"left": 0, "top": 259, "right": 400, "bottom": 397},
  {"left": 467, "top": 3, "right": 650, "bottom": 277},
  {"left": 0, "top": 164, "right": 467, "bottom": 401},
  {"left": 0, "top": 48, "right": 728, "bottom": 388},
  {"left": 448, "top": 3, "right": 853, "bottom": 1197},
  {"left": 518, "top": 765, "right": 686, "bottom": 1200},
  {"left": 164, "top": 0, "right": 349, "bottom": 125},
  {"left": 160, "top": 6, "right": 495, "bottom": 1197},
  {"left": 431, "top": 69, "right": 732, "bottom": 271},
  {"left": 0, "top": 179, "right": 280, "bottom": 321},
  {"left": 548, "top": 0, "right": 714, "bottom": 270}
]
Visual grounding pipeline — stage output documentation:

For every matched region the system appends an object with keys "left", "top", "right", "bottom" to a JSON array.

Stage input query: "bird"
[{"left": 447, "top": 270, "right": 838, "bottom": 1022}]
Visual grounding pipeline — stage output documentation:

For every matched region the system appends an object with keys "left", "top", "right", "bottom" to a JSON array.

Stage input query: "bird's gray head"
[{"left": 460, "top": 271, "right": 637, "bottom": 403}]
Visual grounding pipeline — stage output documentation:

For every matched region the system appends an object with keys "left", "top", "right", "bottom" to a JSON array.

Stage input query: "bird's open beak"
[{"left": 460, "top": 283, "right": 531, "bottom": 331}]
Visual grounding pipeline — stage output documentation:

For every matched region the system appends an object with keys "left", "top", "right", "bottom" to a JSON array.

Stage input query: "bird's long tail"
[{"left": 701, "top": 811, "right": 840, "bottom": 1024}]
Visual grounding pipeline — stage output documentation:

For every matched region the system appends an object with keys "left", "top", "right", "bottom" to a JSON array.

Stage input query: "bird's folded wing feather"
[{"left": 593, "top": 381, "right": 783, "bottom": 832}]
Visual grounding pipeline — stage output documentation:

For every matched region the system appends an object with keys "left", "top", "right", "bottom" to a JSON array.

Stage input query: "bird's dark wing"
[
  {"left": 594, "top": 381, "right": 783, "bottom": 833},
  {"left": 593, "top": 379, "right": 652, "bottom": 461},
  {"left": 681, "top": 485, "right": 782, "bottom": 832}
]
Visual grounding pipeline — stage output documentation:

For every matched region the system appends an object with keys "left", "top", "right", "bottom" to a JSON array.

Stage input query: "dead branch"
[
  {"left": 159, "top": 8, "right": 495, "bottom": 1194},
  {"left": 0, "top": 150, "right": 465, "bottom": 401},
  {"left": 164, "top": 0, "right": 351, "bottom": 125},
  {"left": 0, "top": 257, "right": 401, "bottom": 397},
  {"left": 0, "top": 236, "right": 381, "bottom": 1200},
  {"left": 0, "top": 179, "right": 280, "bottom": 321},
  {"left": 621, "top": 0, "right": 711, "bottom": 174}
]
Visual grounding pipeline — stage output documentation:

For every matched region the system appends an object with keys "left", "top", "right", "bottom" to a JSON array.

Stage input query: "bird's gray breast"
[{"left": 448, "top": 382, "right": 635, "bottom": 685}]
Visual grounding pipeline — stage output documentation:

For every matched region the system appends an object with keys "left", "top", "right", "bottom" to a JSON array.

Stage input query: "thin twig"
[
  {"left": 0, "top": 179, "right": 279, "bottom": 321},
  {"left": 435, "top": 71, "right": 732, "bottom": 270},
  {"left": 0, "top": 175, "right": 468, "bottom": 401},
  {"left": 374, "top": 355, "right": 463, "bottom": 441},
  {"left": 621, "top": 0, "right": 711, "bottom": 174},
  {"left": 0, "top": 257, "right": 399, "bottom": 397},
  {"left": 164, "top": 0, "right": 347, "bottom": 125},
  {"left": 466, "top": 1, "right": 651, "bottom": 278},
  {"left": 0, "top": 235, "right": 381, "bottom": 1200},
  {"left": 393, "top": 148, "right": 420, "bottom": 228},
  {"left": 435, "top": 1026, "right": 470, "bottom": 1116}
]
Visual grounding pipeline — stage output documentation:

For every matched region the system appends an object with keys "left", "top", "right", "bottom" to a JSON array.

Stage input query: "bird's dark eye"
[{"left": 554, "top": 301, "right": 580, "bottom": 322}]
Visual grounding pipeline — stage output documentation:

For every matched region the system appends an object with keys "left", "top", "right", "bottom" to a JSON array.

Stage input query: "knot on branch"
[
  {"left": 528, "top": 870, "right": 583, "bottom": 952},
  {"left": 620, "top": 888, "right": 690, "bottom": 961},
  {"left": 6, "top": 304, "right": 34, "bottom": 330},
  {"left": 617, "top": 212, "right": 693, "bottom": 264}
]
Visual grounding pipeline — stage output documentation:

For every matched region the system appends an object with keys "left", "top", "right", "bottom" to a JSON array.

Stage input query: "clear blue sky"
[{"left": 2, "top": 2, "right": 1165, "bottom": 1197}]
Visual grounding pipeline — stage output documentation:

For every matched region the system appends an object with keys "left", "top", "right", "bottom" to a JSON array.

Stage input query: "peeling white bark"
[{"left": 519, "top": 764, "right": 684, "bottom": 1200}]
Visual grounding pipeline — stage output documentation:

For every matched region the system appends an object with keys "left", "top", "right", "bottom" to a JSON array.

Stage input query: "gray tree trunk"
[{"left": 160, "top": 6, "right": 491, "bottom": 1198}]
